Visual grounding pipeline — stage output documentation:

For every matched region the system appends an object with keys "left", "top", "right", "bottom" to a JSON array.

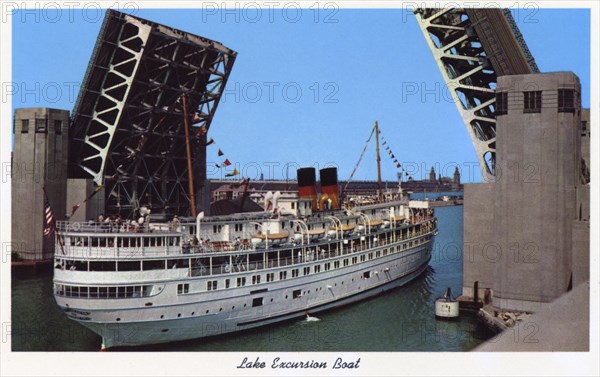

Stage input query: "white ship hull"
[{"left": 82, "top": 245, "right": 431, "bottom": 348}]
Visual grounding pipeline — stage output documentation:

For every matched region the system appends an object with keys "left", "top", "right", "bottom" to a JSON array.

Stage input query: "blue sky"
[{"left": 10, "top": 7, "right": 591, "bottom": 183}]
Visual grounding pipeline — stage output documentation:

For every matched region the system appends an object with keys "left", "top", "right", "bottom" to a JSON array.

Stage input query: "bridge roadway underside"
[{"left": 68, "top": 9, "right": 236, "bottom": 218}]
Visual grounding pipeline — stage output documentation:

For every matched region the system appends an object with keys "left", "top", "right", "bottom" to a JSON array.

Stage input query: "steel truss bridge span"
[{"left": 414, "top": 8, "right": 539, "bottom": 180}]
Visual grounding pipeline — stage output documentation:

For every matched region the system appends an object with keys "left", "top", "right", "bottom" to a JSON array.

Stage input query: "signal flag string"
[{"left": 378, "top": 127, "right": 413, "bottom": 180}]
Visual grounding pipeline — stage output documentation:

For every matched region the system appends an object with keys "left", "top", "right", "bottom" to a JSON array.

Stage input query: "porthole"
[
  {"left": 160, "top": 315, "right": 164, "bottom": 319},
  {"left": 270, "top": 298, "right": 273, "bottom": 302},
  {"left": 191, "top": 312, "right": 195, "bottom": 315},
  {"left": 232, "top": 306, "right": 235, "bottom": 310},
  {"left": 285, "top": 295, "right": 288, "bottom": 299},
  {"left": 219, "top": 308, "right": 222, "bottom": 312},
  {"left": 244, "top": 303, "right": 247, "bottom": 307},
  {"left": 206, "top": 310, "right": 209, "bottom": 314},
  {"left": 177, "top": 313, "right": 181, "bottom": 318},
  {"left": 116, "top": 318, "right": 121, "bottom": 322}
]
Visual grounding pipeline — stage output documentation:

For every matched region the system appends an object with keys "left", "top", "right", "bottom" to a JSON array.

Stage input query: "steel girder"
[
  {"left": 69, "top": 10, "right": 236, "bottom": 218},
  {"left": 414, "top": 8, "right": 537, "bottom": 180}
]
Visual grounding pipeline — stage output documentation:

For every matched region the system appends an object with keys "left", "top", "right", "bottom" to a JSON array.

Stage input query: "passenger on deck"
[
  {"left": 172, "top": 215, "right": 181, "bottom": 232},
  {"left": 114, "top": 216, "right": 122, "bottom": 233},
  {"left": 182, "top": 240, "right": 191, "bottom": 254},
  {"left": 103, "top": 216, "right": 111, "bottom": 232}
]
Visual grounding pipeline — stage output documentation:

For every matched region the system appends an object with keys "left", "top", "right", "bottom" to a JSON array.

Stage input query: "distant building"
[
  {"left": 452, "top": 167, "right": 461, "bottom": 191},
  {"left": 211, "top": 184, "right": 251, "bottom": 202},
  {"left": 429, "top": 167, "right": 436, "bottom": 181}
]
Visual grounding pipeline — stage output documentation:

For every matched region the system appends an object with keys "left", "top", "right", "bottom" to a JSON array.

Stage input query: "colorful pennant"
[{"left": 225, "top": 168, "right": 239, "bottom": 177}]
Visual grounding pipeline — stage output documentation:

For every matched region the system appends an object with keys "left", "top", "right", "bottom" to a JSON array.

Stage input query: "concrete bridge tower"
[{"left": 11, "top": 108, "right": 70, "bottom": 260}]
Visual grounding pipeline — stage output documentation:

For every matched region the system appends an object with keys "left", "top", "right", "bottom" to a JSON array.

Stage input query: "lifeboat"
[
  {"left": 293, "top": 228, "right": 325, "bottom": 243},
  {"left": 306, "top": 228, "right": 325, "bottom": 242},
  {"left": 332, "top": 224, "right": 356, "bottom": 237},
  {"left": 251, "top": 231, "right": 289, "bottom": 246},
  {"left": 391, "top": 215, "right": 406, "bottom": 223},
  {"left": 366, "top": 219, "right": 383, "bottom": 231}
]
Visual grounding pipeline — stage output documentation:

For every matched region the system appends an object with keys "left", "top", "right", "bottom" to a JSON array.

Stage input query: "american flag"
[{"left": 43, "top": 190, "right": 54, "bottom": 238}]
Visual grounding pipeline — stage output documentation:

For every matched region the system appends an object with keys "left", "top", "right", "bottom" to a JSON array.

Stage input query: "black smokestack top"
[
  {"left": 319, "top": 167, "right": 340, "bottom": 209},
  {"left": 297, "top": 167, "right": 318, "bottom": 210},
  {"left": 320, "top": 167, "right": 338, "bottom": 187},
  {"left": 297, "top": 168, "right": 317, "bottom": 187}
]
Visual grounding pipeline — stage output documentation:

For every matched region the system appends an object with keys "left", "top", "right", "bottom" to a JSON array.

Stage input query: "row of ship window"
[
  {"left": 179, "top": 249, "right": 424, "bottom": 294},
  {"left": 54, "top": 251, "right": 425, "bottom": 300},
  {"left": 55, "top": 235, "right": 430, "bottom": 275},
  {"left": 66, "top": 236, "right": 180, "bottom": 248},
  {"left": 55, "top": 284, "right": 154, "bottom": 299},
  {"left": 216, "top": 220, "right": 355, "bottom": 234}
]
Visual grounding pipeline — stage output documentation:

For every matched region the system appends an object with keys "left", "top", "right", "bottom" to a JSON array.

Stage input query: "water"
[{"left": 11, "top": 206, "right": 493, "bottom": 351}]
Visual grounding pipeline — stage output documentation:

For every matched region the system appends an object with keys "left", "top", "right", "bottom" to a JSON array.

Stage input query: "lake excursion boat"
[
  {"left": 53, "top": 123, "right": 438, "bottom": 349},
  {"left": 53, "top": 171, "right": 437, "bottom": 348}
]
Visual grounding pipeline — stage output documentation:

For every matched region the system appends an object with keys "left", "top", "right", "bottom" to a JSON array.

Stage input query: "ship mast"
[
  {"left": 182, "top": 93, "right": 197, "bottom": 217},
  {"left": 374, "top": 121, "right": 383, "bottom": 201}
]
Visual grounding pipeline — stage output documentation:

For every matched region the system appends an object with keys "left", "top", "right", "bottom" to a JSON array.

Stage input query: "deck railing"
[
  {"left": 56, "top": 220, "right": 181, "bottom": 234},
  {"left": 55, "top": 216, "right": 436, "bottom": 261}
]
